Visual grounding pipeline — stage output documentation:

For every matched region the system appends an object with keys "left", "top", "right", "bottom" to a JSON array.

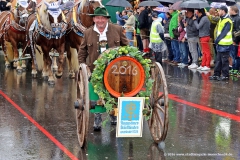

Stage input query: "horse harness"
[
  {"left": 71, "top": 0, "right": 97, "bottom": 37},
  {"left": 34, "top": 20, "right": 68, "bottom": 40}
]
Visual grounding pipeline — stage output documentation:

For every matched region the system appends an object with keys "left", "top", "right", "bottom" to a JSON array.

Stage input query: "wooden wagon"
[{"left": 74, "top": 46, "right": 169, "bottom": 147}]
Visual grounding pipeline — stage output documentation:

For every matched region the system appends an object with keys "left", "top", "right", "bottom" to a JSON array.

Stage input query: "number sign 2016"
[{"left": 111, "top": 65, "right": 138, "bottom": 75}]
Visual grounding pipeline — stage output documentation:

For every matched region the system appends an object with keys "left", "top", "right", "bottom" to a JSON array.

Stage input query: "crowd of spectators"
[{"left": 115, "top": 3, "right": 240, "bottom": 81}]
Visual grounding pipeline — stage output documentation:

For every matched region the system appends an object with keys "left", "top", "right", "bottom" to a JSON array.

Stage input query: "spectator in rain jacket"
[
  {"left": 168, "top": 8, "right": 180, "bottom": 64},
  {"left": 149, "top": 11, "right": 166, "bottom": 65},
  {"left": 193, "top": 8, "right": 211, "bottom": 71},
  {"left": 209, "top": 6, "right": 233, "bottom": 81},
  {"left": 124, "top": 10, "right": 135, "bottom": 46},
  {"left": 138, "top": 6, "right": 150, "bottom": 53},
  {"left": 0, "top": 0, "right": 10, "bottom": 11},
  {"left": 116, "top": 10, "right": 128, "bottom": 26},
  {"left": 229, "top": 5, "right": 240, "bottom": 76},
  {"left": 134, "top": 8, "right": 143, "bottom": 51},
  {"left": 163, "top": 12, "right": 173, "bottom": 61},
  {"left": 184, "top": 9, "right": 199, "bottom": 69},
  {"left": 207, "top": 8, "right": 220, "bottom": 64},
  {"left": 178, "top": 13, "right": 189, "bottom": 67}
]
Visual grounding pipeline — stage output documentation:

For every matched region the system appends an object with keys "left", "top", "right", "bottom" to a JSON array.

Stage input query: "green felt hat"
[{"left": 89, "top": 7, "right": 111, "bottom": 18}]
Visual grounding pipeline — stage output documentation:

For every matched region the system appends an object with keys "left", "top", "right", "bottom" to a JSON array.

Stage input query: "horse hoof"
[
  {"left": 69, "top": 74, "right": 75, "bottom": 79},
  {"left": 55, "top": 73, "right": 62, "bottom": 79},
  {"left": 43, "top": 76, "right": 49, "bottom": 81},
  {"left": 22, "top": 67, "right": 26, "bottom": 72},
  {"left": 32, "top": 74, "right": 37, "bottom": 78},
  {"left": 5, "top": 65, "right": 11, "bottom": 69},
  {"left": 48, "top": 81, "right": 55, "bottom": 86},
  {"left": 17, "top": 69, "right": 22, "bottom": 74}
]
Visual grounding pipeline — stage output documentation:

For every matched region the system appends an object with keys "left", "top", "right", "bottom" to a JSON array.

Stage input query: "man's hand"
[
  {"left": 163, "top": 20, "right": 166, "bottom": 24},
  {"left": 192, "top": 16, "right": 196, "bottom": 20},
  {"left": 184, "top": 22, "right": 187, "bottom": 27},
  {"left": 116, "top": 11, "right": 120, "bottom": 14},
  {"left": 182, "top": 38, "right": 185, "bottom": 42}
]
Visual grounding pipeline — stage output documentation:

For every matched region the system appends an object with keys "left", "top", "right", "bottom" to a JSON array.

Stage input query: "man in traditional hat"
[{"left": 78, "top": 7, "right": 128, "bottom": 131}]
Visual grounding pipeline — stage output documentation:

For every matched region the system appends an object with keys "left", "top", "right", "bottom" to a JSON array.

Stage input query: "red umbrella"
[{"left": 169, "top": 1, "right": 183, "bottom": 10}]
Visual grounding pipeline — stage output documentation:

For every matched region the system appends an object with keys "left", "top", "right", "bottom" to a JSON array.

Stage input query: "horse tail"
[
  {"left": 5, "top": 41, "right": 14, "bottom": 62},
  {"left": 35, "top": 45, "right": 44, "bottom": 71},
  {"left": 69, "top": 47, "right": 79, "bottom": 72}
]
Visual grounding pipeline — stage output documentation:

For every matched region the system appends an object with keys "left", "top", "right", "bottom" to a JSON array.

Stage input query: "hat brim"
[{"left": 89, "top": 14, "right": 111, "bottom": 18}]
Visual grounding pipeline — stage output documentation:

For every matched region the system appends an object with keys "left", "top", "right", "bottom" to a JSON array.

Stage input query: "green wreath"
[{"left": 90, "top": 46, "right": 154, "bottom": 119}]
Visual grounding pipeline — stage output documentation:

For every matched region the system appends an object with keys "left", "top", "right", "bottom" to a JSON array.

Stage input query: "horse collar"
[{"left": 35, "top": 21, "right": 68, "bottom": 39}]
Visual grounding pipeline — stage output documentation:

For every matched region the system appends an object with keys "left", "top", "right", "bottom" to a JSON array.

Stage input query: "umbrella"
[
  {"left": 169, "top": 1, "right": 182, "bottom": 10},
  {"left": 138, "top": 1, "right": 161, "bottom": 7},
  {"left": 106, "top": 0, "right": 132, "bottom": 8},
  {"left": 211, "top": 0, "right": 236, "bottom": 6},
  {"left": 210, "top": 2, "right": 227, "bottom": 8},
  {"left": 238, "top": 4, "right": 240, "bottom": 15},
  {"left": 155, "top": 0, "right": 178, "bottom": 4},
  {"left": 180, "top": 0, "right": 210, "bottom": 9},
  {"left": 153, "top": 6, "right": 169, "bottom": 12}
]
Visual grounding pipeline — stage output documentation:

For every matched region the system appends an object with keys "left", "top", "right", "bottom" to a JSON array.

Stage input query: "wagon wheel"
[
  {"left": 148, "top": 62, "right": 169, "bottom": 143},
  {"left": 76, "top": 63, "right": 90, "bottom": 147},
  {"left": 147, "top": 143, "right": 165, "bottom": 160}
]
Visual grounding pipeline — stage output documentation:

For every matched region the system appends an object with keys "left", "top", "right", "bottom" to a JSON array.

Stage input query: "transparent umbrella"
[
  {"left": 180, "top": 0, "right": 210, "bottom": 9},
  {"left": 210, "top": 2, "right": 227, "bottom": 8},
  {"left": 106, "top": 0, "right": 132, "bottom": 8},
  {"left": 211, "top": 0, "right": 235, "bottom": 6},
  {"left": 155, "top": 0, "right": 178, "bottom": 4},
  {"left": 169, "top": 1, "right": 183, "bottom": 10},
  {"left": 139, "top": 0, "right": 161, "bottom": 7}
]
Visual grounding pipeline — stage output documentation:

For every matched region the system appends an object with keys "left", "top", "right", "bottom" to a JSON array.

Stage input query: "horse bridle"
[{"left": 9, "top": 5, "right": 28, "bottom": 31}]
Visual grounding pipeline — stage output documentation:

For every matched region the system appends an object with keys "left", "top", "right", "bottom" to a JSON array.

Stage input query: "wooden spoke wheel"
[
  {"left": 148, "top": 62, "right": 169, "bottom": 143},
  {"left": 147, "top": 143, "right": 165, "bottom": 160},
  {"left": 76, "top": 63, "right": 90, "bottom": 147}
]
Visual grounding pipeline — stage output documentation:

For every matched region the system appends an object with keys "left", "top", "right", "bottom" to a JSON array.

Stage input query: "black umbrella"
[
  {"left": 139, "top": 0, "right": 161, "bottom": 7},
  {"left": 106, "top": 0, "right": 132, "bottom": 8},
  {"left": 180, "top": 0, "right": 210, "bottom": 9}
]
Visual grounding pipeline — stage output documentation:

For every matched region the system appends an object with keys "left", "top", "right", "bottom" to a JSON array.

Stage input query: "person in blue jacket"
[{"left": 116, "top": 10, "right": 128, "bottom": 26}]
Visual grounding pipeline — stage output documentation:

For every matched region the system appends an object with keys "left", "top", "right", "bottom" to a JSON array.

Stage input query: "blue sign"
[{"left": 116, "top": 97, "right": 145, "bottom": 137}]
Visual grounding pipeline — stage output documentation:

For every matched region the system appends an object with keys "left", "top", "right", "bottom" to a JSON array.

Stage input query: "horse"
[
  {"left": 26, "top": 0, "right": 70, "bottom": 85},
  {"left": 65, "top": 0, "right": 103, "bottom": 79},
  {"left": 0, "top": 0, "right": 29, "bottom": 72}
]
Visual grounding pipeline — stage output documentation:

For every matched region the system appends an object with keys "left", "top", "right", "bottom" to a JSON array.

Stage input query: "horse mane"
[
  {"left": 39, "top": 0, "right": 57, "bottom": 30},
  {"left": 79, "top": 0, "right": 87, "bottom": 11},
  {"left": 11, "top": 0, "right": 17, "bottom": 9},
  {"left": 10, "top": 0, "right": 18, "bottom": 21}
]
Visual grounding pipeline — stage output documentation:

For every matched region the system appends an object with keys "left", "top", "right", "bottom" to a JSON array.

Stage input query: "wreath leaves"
[{"left": 90, "top": 46, "right": 153, "bottom": 120}]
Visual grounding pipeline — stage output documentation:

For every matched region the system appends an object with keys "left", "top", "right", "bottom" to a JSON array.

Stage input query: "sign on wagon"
[{"left": 116, "top": 97, "right": 145, "bottom": 137}]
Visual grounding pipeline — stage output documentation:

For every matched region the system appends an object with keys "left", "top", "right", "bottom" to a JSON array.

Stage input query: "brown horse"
[
  {"left": 26, "top": 0, "right": 69, "bottom": 85},
  {"left": 65, "top": 0, "right": 103, "bottom": 79},
  {"left": 0, "top": 0, "right": 29, "bottom": 72}
]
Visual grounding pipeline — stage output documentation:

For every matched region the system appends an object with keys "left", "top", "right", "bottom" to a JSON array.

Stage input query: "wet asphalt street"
[{"left": 0, "top": 52, "right": 240, "bottom": 160}]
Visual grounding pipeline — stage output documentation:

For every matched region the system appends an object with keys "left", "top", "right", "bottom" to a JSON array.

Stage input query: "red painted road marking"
[
  {"left": 169, "top": 94, "right": 240, "bottom": 122},
  {"left": 0, "top": 90, "right": 78, "bottom": 160}
]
